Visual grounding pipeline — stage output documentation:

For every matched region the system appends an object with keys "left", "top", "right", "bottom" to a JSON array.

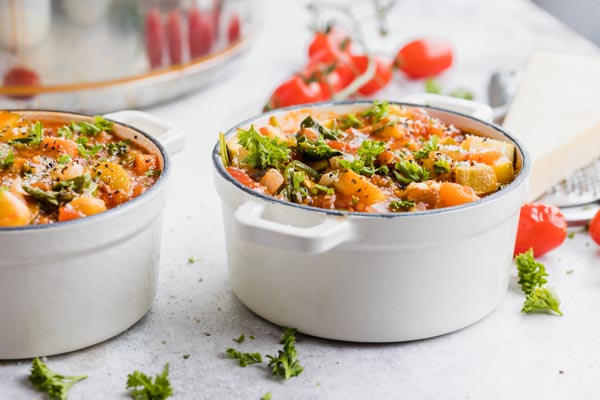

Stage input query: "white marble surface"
[{"left": 2, "top": 0, "right": 600, "bottom": 399}]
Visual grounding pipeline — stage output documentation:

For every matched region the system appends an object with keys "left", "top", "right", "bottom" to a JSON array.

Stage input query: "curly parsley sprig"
[
  {"left": 515, "top": 249, "right": 548, "bottom": 295},
  {"left": 226, "top": 348, "right": 263, "bottom": 367},
  {"left": 514, "top": 249, "right": 562, "bottom": 316},
  {"left": 267, "top": 327, "right": 304, "bottom": 380},
  {"left": 126, "top": 363, "right": 173, "bottom": 400},
  {"left": 237, "top": 125, "right": 291, "bottom": 170},
  {"left": 29, "top": 357, "right": 88, "bottom": 400}
]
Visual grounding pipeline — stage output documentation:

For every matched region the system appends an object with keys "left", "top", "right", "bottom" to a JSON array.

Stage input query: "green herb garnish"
[
  {"left": 23, "top": 173, "right": 97, "bottom": 208},
  {"left": 238, "top": 125, "right": 291, "bottom": 170},
  {"left": 226, "top": 348, "right": 263, "bottom": 367},
  {"left": 261, "top": 392, "right": 272, "bottom": 400},
  {"left": 361, "top": 100, "right": 390, "bottom": 123},
  {"left": 515, "top": 249, "right": 548, "bottom": 295},
  {"left": 299, "top": 115, "right": 340, "bottom": 140},
  {"left": 57, "top": 154, "right": 72, "bottom": 165},
  {"left": 433, "top": 157, "right": 451, "bottom": 174},
  {"left": 295, "top": 134, "right": 342, "bottom": 161},
  {"left": 393, "top": 160, "right": 429, "bottom": 185},
  {"left": 266, "top": 327, "right": 303, "bottom": 380},
  {"left": 389, "top": 199, "right": 415, "bottom": 211},
  {"left": 126, "top": 363, "right": 173, "bottom": 400},
  {"left": 234, "top": 334, "right": 245, "bottom": 344},
  {"left": 522, "top": 286, "right": 563, "bottom": 316},
  {"left": 29, "top": 357, "right": 87, "bottom": 400},
  {"left": 424, "top": 78, "right": 443, "bottom": 94},
  {"left": 10, "top": 121, "right": 43, "bottom": 146},
  {"left": 76, "top": 137, "right": 103, "bottom": 159},
  {"left": 338, "top": 113, "right": 363, "bottom": 130},
  {"left": 413, "top": 135, "right": 439, "bottom": 161},
  {"left": 450, "top": 88, "right": 475, "bottom": 100},
  {"left": 219, "top": 132, "right": 230, "bottom": 168},
  {"left": 339, "top": 140, "right": 388, "bottom": 177},
  {"left": 0, "top": 146, "right": 14, "bottom": 169},
  {"left": 106, "top": 140, "right": 130, "bottom": 156}
]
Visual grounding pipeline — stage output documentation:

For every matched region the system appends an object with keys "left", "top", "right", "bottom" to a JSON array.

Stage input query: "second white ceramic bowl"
[{"left": 213, "top": 97, "right": 530, "bottom": 342}]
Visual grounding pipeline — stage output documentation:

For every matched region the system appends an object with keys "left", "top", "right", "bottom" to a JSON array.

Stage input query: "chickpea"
[
  {"left": 0, "top": 190, "right": 31, "bottom": 226},
  {"left": 55, "top": 162, "right": 84, "bottom": 181},
  {"left": 69, "top": 196, "right": 107, "bottom": 216}
]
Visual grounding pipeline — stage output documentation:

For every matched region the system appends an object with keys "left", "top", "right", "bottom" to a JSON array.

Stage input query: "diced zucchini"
[
  {"left": 334, "top": 170, "right": 385, "bottom": 205},
  {"left": 492, "top": 158, "right": 515, "bottom": 184},
  {"left": 454, "top": 163, "right": 498, "bottom": 195},
  {"left": 461, "top": 135, "right": 515, "bottom": 163}
]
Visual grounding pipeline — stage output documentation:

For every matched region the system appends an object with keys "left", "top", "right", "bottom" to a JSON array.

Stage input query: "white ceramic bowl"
[
  {"left": 0, "top": 110, "right": 185, "bottom": 359},
  {"left": 213, "top": 96, "right": 531, "bottom": 342}
]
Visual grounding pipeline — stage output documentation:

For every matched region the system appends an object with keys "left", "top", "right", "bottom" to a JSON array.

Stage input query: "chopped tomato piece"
[
  {"left": 58, "top": 204, "right": 85, "bottom": 222},
  {"left": 226, "top": 167, "right": 263, "bottom": 189},
  {"left": 326, "top": 140, "right": 358, "bottom": 155},
  {"left": 134, "top": 153, "right": 158, "bottom": 174}
]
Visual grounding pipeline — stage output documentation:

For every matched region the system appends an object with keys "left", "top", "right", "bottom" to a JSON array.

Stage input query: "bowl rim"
[
  {"left": 0, "top": 109, "right": 171, "bottom": 232},
  {"left": 213, "top": 99, "right": 531, "bottom": 219}
]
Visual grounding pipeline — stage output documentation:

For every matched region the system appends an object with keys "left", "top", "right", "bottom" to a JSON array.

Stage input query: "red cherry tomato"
[
  {"left": 226, "top": 167, "right": 262, "bottom": 189},
  {"left": 308, "top": 28, "right": 352, "bottom": 64},
  {"left": 351, "top": 55, "right": 392, "bottom": 95},
  {"left": 395, "top": 38, "right": 453, "bottom": 79},
  {"left": 227, "top": 14, "right": 241, "bottom": 44},
  {"left": 188, "top": 8, "right": 213, "bottom": 58},
  {"left": 264, "top": 75, "right": 327, "bottom": 111},
  {"left": 2, "top": 66, "right": 41, "bottom": 100},
  {"left": 166, "top": 10, "right": 183, "bottom": 65},
  {"left": 514, "top": 203, "right": 567, "bottom": 257},
  {"left": 332, "top": 58, "right": 357, "bottom": 89},
  {"left": 145, "top": 8, "right": 164, "bottom": 68},
  {"left": 301, "top": 62, "right": 344, "bottom": 98},
  {"left": 590, "top": 209, "right": 600, "bottom": 245}
]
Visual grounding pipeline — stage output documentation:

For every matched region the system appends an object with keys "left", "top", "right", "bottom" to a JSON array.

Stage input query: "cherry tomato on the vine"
[
  {"left": 308, "top": 28, "right": 352, "bottom": 64},
  {"left": 188, "top": 8, "right": 214, "bottom": 58},
  {"left": 590, "top": 209, "right": 600, "bottom": 246},
  {"left": 351, "top": 55, "right": 393, "bottom": 95},
  {"left": 264, "top": 75, "right": 327, "bottom": 111},
  {"left": 395, "top": 38, "right": 453, "bottom": 79},
  {"left": 514, "top": 203, "right": 567, "bottom": 257},
  {"left": 2, "top": 66, "right": 41, "bottom": 100},
  {"left": 301, "top": 62, "right": 345, "bottom": 98}
]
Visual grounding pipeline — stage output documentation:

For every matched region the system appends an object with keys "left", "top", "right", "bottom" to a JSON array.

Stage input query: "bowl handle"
[
  {"left": 401, "top": 93, "right": 493, "bottom": 122},
  {"left": 233, "top": 200, "right": 354, "bottom": 254},
  {"left": 103, "top": 110, "right": 186, "bottom": 155}
]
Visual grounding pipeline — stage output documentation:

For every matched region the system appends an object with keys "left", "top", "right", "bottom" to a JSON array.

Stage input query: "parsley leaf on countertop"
[
  {"left": 29, "top": 357, "right": 88, "bottom": 400},
  {"left": 522, "top": 286, "right": 563, "bottom": 316},
  {"left": 226, "top": 348, "right": 263, "bottom": 367},
  {"left": 126, "top": 363, "right": 173, "bottom": 400},
  {"left": 266, "top": 327, "right": 303, "bottom": 380},
  {"left": 515, "top": 249, "right": 548, "bottom": 295}
]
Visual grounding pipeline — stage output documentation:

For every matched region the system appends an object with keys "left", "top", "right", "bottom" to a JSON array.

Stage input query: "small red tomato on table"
[
  {"left": 350, "top": 55, "right": 393, "bottom": 95},
  {"left": 188, "top": 8, "right": 214, "bottom": 58},
  {"left": 145, "top": 8, "right": 164, "bottom": 68},
  {"left": 3, "top": 66, "right": 41, "bottom": 100},
  {"left": 514, "top": 203, "right": 568, "bottom": 257},
  {"left": 308, "top": 27, "right": 353, "bottom": 64},
  {"left": 590, "top": 209, "right": 600, "bottom": 245},
  {"left": 264, "top": 76, "right": 328, "bottom": 111},
  {"left": 395, "top": 38, "right": 453, "bottom": 79}
]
